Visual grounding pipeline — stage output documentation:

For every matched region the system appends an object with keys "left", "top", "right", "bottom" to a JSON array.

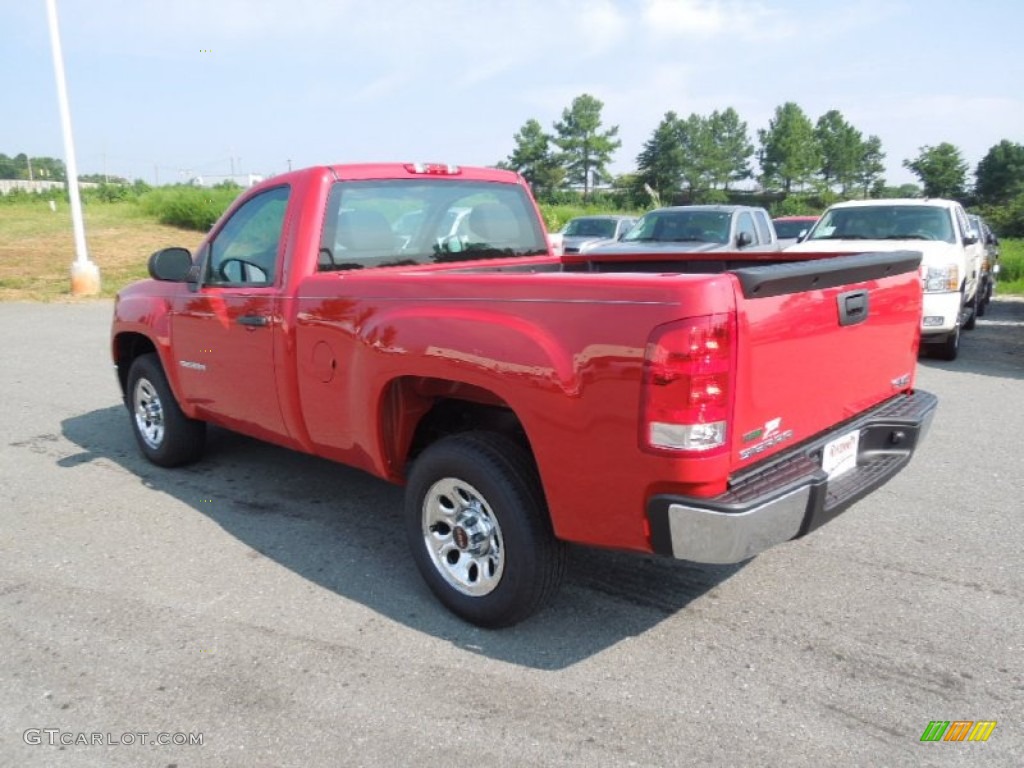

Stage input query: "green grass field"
[
  {"left": 997, "top": 238, "right": 1024, "bottom": 295},
  {"left": 1, "top": 196, "right": 1022, "bottom": 301},
  {"left": 0, "top": 199, "right": 201, "bottom": 300}
]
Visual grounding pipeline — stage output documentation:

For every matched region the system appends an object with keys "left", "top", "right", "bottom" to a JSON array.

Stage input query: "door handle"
[{"left": 237, "top": 314, "right": 270, "bottom": 327}]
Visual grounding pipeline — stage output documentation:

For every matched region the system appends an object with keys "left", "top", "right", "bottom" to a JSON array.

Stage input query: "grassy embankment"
[
  {"left": 997, "top": 238, "right": 1024, "bottom": 295},
  {"left": 1, "top": 195, "right": 1022, "bottom": 300},
  {"left": 0, "top": 199, "right": 201, "bottom": 301}
]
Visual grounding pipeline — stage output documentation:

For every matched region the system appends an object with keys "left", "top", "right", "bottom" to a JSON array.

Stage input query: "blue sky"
[{"left": 1, "top": 0, "right": 1021, "bottom": 187}]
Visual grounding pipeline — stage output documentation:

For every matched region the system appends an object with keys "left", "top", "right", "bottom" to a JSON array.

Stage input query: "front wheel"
[
  {"left": 126, "top": 354, "right": 206, "bottom": 467},
  {"left": 405, "top": 432, "right": 566, "bottom": 627},
  {"left": 932, "top": 324, "right": 960, "bottom": 361},
  {"left": 963, "top": 290, "right": 979, "bottom": 331}
]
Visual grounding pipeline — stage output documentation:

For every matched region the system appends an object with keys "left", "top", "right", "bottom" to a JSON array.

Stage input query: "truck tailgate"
[{"left": 727, "top": 251, "right": 923, "bottom": 472}]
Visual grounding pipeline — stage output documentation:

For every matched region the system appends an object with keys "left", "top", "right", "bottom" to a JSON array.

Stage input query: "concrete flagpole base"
[{"left": 70, "top": 260, "right": 101, "bottom": 296}]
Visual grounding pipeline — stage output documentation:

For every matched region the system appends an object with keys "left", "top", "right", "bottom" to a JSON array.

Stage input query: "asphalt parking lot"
[{"left": 1, "top": 298, "right": 1022, "bottom": 767}]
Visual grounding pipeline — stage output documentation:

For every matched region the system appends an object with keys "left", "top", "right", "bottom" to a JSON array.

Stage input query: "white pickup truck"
[{"left": 786, "top": 198, "right": 982, "bottom": 360}]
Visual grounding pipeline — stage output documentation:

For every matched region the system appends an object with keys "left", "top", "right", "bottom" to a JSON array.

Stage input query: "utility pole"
[
  {"left": 46, "top": 0, "right": 100, "bottom": 296},
  {"left": 27, "top": 156, "right": 35, "bottom": 181}
]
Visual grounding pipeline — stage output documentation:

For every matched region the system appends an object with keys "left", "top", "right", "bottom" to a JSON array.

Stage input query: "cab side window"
[
  {"left": 753, "top": 210, "right": 772, "bottom": 243},
  {"left": 736, "top": 212, "right": 758, "bottom": 244},
  {"left": 953, "top": 206, "right": 972, "bottom": 242},
  {"left": 207, "top": 186, "right": 290, "bottom": 286}
]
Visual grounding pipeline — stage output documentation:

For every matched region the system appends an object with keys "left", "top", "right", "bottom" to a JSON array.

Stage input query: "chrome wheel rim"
[
  {"left": 422, "top": 478, "right": 504, "bottom": 597},
  {"left": 133, "top": 377, "right": 165, "bottom": 449}
]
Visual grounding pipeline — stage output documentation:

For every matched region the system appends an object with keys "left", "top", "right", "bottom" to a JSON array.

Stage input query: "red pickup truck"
[{"left": 112, "top": 163, "right": 936, "bottom": 627}]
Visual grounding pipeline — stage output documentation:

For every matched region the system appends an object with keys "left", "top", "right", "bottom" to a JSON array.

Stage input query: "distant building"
[
  {"left": 0, "top": 179, "right": 98, "bottom": 194},
  {"left": 188, "top": 174, "right": 264, "bottom": 188}
]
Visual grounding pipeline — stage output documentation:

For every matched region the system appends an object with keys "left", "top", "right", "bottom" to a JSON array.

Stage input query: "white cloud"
[
  {"left": 349, "top": 72, "right": 412, "bottom": 104},
  {"left": 576, "top": 0, "right": 630, "bottom": 55},
  {"left": 642, "top": 0, "right": 727, "bottom": 35},
  {"left": 640, "top": 0, "right": 793, "bottom": 40}
]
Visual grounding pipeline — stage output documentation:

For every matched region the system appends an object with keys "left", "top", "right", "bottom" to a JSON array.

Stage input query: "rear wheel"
[
  {"left": 405, "top": 431, "right": 566, "bottom": 627},
  {"left": 126, "top": 354, "right": 206, "bottom": 467}
]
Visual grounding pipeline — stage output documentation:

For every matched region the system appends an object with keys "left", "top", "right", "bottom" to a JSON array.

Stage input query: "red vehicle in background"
[{"left": 111, "top": 163, "right": 935, "bottom": 627}]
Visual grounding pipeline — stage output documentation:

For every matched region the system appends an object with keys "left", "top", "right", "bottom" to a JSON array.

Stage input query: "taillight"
[{"left": 641, "top": 313, "right": 734, "bottom": 454}]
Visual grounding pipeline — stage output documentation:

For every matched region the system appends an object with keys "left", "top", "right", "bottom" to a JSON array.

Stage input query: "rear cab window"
[{"left": 318, "top": 180, "right": 548, "bottom": 271}]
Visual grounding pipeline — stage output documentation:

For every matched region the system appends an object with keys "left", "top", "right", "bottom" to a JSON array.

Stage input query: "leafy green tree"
[
  {"left": 0, "top": 153, "right": 18, "bottom": 179},
  {"left": 974, "top": 140, "right": 1024, "bottom": 204},
  {"left": 0, "top": 153, "right": 67, "bottom": 181},
  {"left": 902, "top": 143, "right": 968, "bottom": 199},
  {"left": 552, "top": 93, "right": 621, "bottom": 200},
  {"left": 676, "top": 113, "right": 714, "bottom": 197},
  {"left": 977, "top": 192, "right": 1024, "bottom": 237},
  {"left": 505, "top": 119, "right": 564, "bottom": 199},
  {"left": 815, "top": 110, "right": 862, "bottom": 193},
  {"left": 636, "top": 111, "right": 685, "bottom": 201},
  {"left": 757, "top": 102, "right": 821, "bottom": 195},
  {"left": 707, "top": 107, "right": 753, "bottom": 190},
  {"left": 34, "top": 156, "right": 66, "bottom": 181},
  {"left": 874, "top": 183, "right": 920, "bottom": 199},
  {"left": 856, "top": 135, "right": 887, "bottom": 198}
]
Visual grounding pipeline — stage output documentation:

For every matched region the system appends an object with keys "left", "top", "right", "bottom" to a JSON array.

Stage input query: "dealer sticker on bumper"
[{"left": 822, "top": 429, "right": 860, "bottom": 479}]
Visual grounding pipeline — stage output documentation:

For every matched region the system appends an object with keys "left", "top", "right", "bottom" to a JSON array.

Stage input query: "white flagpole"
[{"left": 46, "top": 0, "right": 100, "bottom": 295}]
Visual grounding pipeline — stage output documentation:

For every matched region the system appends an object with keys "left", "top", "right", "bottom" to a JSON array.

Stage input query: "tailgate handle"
[
  {"left": 838, "top": 290, "right": 869, "bottom": 326},
  {"left": 237, "top": 314, "right": 270, "bottom": 327}
]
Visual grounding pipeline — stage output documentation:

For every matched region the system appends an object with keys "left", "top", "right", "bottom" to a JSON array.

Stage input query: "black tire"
[
  {"left": 126, "top": 353, "right": 206, "bottom": 467},
  {"left": 977, "top": 280, "right": 988, "bottom": 317},
  {"left": 405, "top": 431, "right": 566, "bottom": 628},
  {"left": 963, "top": 290, "right": 978, "bottom": 330},
  {"left": 932, "top": 324, "right": 960, "bottom": 361}
]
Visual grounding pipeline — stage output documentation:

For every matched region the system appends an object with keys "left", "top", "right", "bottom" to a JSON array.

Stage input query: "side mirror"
[
  {"left": 962, "top": 234, "right": 978, "bottom": 246},
  {"left": 147, "top": 247, "right": 193, "bottom": 282},
  {"left": 736, "top": 231, "right": 754, "bottom": 248}
]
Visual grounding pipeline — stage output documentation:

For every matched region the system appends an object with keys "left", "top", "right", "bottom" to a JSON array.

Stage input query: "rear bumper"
[{"left": 646, "top": 390, "right": 938, "bottom": 564}]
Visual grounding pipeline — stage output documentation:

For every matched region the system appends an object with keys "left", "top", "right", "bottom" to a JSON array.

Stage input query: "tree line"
[
  {"left": 0, "top": 153, "right": 66, "bottom": 181},
  {"left": 500, "top": 94, "right": 1024, "bottom": 234}
]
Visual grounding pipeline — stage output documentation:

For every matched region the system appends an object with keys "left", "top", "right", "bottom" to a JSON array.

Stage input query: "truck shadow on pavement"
[
  {"left": 918, "top": 297, "right": 1024, "bottom": 380},
  {"left": 61, "top": 406, "right": 745, "bottom": 670}
]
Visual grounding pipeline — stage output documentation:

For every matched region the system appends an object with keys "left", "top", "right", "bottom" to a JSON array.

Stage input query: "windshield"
[
  {"left": 774, "top": 219, "right": 815, "bottom": 239},
  {"left": 318, "top": 180, "right": 548, "bottom": 270},
  {"left": 563, "top": 218, "right": 617, "bottom": 238},
  {"left": 807, "top": 205, "right": 955, "bottom": 243},
  {"left": 621, "top": 210, "right": 730, "bottom": 244}
]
